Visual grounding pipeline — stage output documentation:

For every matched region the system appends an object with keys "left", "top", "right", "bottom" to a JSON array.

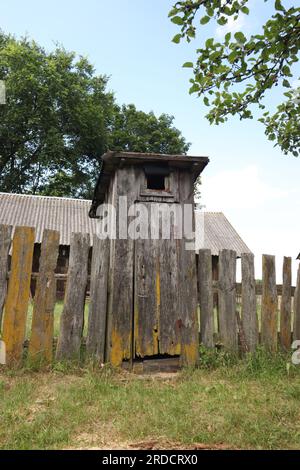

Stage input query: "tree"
[
  {"left": 0, "top": 32, "right": 115, "bottom": 198},
  {"left": 169, "top": 0, "right": 300, "bottom": 156},
  {"left": 0, "top": 32, "right": 189, "bottom": 199},
  {"left": 109, "top": 104, "right": 190, "bottom": 154}
]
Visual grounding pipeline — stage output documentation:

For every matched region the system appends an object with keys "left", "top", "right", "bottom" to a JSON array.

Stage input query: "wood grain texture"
[
  {"left": 28, "top": 229, "right": 59, "bottom": 364},
  {"left": 106, "top": 167, "right": 136, "bottom": 366},
  {"left": 280, "top": 256, "right": 292, "bottom": 350},
  {"left": 218, "top": 249, "right": 237, "bottom": 351},
  {"left": 241, "top": 253, "right": 258, "bottom": 352},
  {"left": 159, "top": 236, "right": 181, "bottom": 356},
  {"left": 198, "top": 249, "right": 214, "bottom": 348},
  {"left": 56, "top": 233, "right": 90, "bottom": 361},
  {"left": 0, "top": 225, "right": 12, "bottom": 329},
  {"left": 86, "top": 236, "right": 110, "bottom": 362},
  {"left": 178, "top": 171, "right": 199, "bottom": 366},
  {"left": 2, "top": 226, "right": 35, "bottom": 366},
  {"left": 261, "top": 255, "right": 278, "bottom": 352},
  {"left": 134, "top": 237, "right": 159, "bottom": 357},
  {"left": 293, "top": 265, "right": 300, "bottom": 342}
]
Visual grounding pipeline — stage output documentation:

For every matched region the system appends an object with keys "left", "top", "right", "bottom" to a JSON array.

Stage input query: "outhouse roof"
[{"left": 89, "top": 151, "right": 209, "bottom": 218}]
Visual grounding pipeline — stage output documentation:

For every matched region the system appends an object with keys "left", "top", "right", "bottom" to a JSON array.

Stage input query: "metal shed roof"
[
  {"left": 198, "top": 211, "right": 252, "bottom": 257},
  {"left": 0, "top": 192, "right": 97, "bottom": 246},
  {"left": 0, "top": 193, "right": 251, "bottom": 255}
]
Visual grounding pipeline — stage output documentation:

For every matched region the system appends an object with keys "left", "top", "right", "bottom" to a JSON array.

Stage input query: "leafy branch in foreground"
[{"left": 169, "top": 0, "right": 300, "bottom": 156}]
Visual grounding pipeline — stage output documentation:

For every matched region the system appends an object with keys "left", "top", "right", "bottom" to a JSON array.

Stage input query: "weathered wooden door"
[{"left": 134, "top": 235, "right": 182, "bottom": 358}]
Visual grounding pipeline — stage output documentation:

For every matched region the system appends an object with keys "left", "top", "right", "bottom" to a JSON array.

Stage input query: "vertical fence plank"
[
  {"left": 0, "top": 225, "right": 12, "bottom": 329},
  {"left": 86, "top": 236, "right": 109, "bottom": 362},
  {"left": 28, "top": 229, "right": 60, "bottom": 364},
  {"left": 2, "top": 226, "right": 35, "bottom": 366},
  {"left": 218, "top": 249, "right": 237, "bottom": 351},
  {"left": 261, "top": 255, "right": 278, "bottom": 352},
  {"left": 241, "top": 253, "right": 258, "bottom": 352},
  {"left": 280, "top": 256, "right": 292, "bottom": 350},
  {"left": 293, "top": 265, "right": 300, "bottom": 342},
  {"left": 198, "top": 249, "right": 214, "bottom": 348},
  {"left": 178, "top": 173, "right": 199, "bottom": 367},
  {"left": 56, "top": 233, "right": 90, "bottom": 361}
]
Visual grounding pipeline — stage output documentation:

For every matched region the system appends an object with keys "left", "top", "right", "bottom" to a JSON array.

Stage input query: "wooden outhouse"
[{"left": 89, "top": 151, "right": 209, "bottom": 367}]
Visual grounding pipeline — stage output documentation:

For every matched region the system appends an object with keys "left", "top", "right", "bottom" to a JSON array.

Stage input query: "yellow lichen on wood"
[
  {"left": 110, "top": 329, "right": 123, "bottom": 367},
  {"left": 180, "top": 341, "right": 198, "bottom": 367},
  {"left": 28, "top": 229, "right": 59, "bottom": 364},
  {"left": 168, "top": 341, "right": 181, "bottom": 356},
  {"left": 2, "top": 226, "right": 35, "bottom": 367},
  {"left": 110, "top": 328, "right": 131, "bottom": 367}
]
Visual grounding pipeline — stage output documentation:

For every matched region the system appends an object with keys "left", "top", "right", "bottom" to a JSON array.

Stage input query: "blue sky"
[{"left": 2, "top": 0, "right": 299, "bottom": 280}]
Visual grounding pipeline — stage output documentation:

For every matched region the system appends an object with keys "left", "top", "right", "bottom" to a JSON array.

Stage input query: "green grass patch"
[
  {"left": 1, "top": 349, "right": 300, "bottom": 450},
  {"left": 26, "top": 301, "right": 90, "bottom": 339}
]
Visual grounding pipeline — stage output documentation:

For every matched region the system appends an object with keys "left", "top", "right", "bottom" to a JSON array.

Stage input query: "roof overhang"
[{"left": 89, "top": 151, "right": 209, "bottom": 218}]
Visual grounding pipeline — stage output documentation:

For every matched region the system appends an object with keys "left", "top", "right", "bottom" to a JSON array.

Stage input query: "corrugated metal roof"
[
  {"left": 198, "top": 211, "right": 252, "bottom": 257},
  {"left": 0, "top": 192, "right": 97, "bottom": 246},
  {"left": 0, "top": 193, "right": 251, "bottom": 255}
]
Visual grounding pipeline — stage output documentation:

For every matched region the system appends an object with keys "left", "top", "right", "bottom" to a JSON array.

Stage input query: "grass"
[
  {"left": 1, "top": 349, "right": 300, "bottom": 450},
  {"left": 26, "top": 301, "right": 90, "bottom": 339}
]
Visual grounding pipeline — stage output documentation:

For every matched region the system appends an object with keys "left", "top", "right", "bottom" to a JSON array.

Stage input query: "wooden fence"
[
  {"left": 198, "top": 250, "right": 300, "bottom": 353},
  {"left": 0, "top": 225, "right": 299, "bottom": 368}
]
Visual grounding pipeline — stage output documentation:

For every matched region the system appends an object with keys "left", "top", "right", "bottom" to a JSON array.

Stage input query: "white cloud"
[
  {"left": 200, "top": 165, "right": 287, "bottom": 211},
  {"left": 216, "top": 14, "right": 245, "bottom": 37},
  {"left": 199, "top": 165, "right": 300, "bottom": 282}
]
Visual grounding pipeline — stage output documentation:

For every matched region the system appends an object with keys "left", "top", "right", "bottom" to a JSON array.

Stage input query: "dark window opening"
[{"left": 147, "top": 174, "right": 165, "bottom": 190}]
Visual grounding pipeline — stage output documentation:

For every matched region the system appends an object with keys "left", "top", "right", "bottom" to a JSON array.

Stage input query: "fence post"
[
  {"left": 293, "top": 265, "right": 300, "bottom": 342},
  {"left": 198, "top": 249, "right": 214, "bottom": 348},
  {"left": 218, "top": 249, "right": 237, "bottom": 351},
  {"left": 28, "top": 229, "right": 60, "bottom": 364},
  {"left": 86, "top": 236, "right": 110, "bottom": 362},
  {"left": 261, "top": 255, "right": 277, "bottom": 352},
  {"left": 2, "top": 226, "right": 35, "bottom": 366},
  {"left": 56, "top": 233, "right": 90, "bottom": 361},
  {"left": 280, "top": 256, "right": 292, "bottom": 350},
  {"left": 241, "top": 253, "right": 258, "bottom": 352},
  {"left": 0, "top": 225, "right": 12, "bottom": 329}
]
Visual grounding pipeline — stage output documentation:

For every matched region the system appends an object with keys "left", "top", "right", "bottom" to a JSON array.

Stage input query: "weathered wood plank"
[
  {"left": 241, "top": 253, "right": 258, "bottom": 352},
  {"left": 56, "top": 233, "right": 90, "bottom": 361},
  {"left": 293, "top": 265, "right": 300, "bottom": 342},
  {"left": 86, "top": 236, "right": 110, "bottom": 362},
  {"left": 106, "top": 167, "right": 137, "bottom": 366},
  {"left": 2, "top": 226, "right": 35, "bottom": 366},
  {"left": 218, "top": 249, "right": 237, "bottom": 351},
  {"left": 0, "top": 225, "right": 12, "bottom": 329},
  {"left": 159, "top": 236, "right": 181, "bottom": 356},
  {"left": 280, "top": 256, "right": 292, "bottom": 350},
  {"left": 178, "top": 171, "right": 199, "bottom": 366},
  {"left": 134, "top": 237, "right": 159, "bottom": 358},
  {"left": 198, "top": 249, "right": 214, "bottom": 348},
  {"left": 28, "top": 229, "right": 59, "bottom": 364},
  {"left": 261, "top": 255, "right": 278, "bottom": 352}
]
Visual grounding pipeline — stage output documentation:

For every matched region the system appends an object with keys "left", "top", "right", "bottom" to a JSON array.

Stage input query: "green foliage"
[
  {"left": 108, "top": 104, "right": 190, "bottom": 155},
  {"left": 0, "top": 32, "right": 189, "bottom": 198},
  {"left": 199, "top": 345, "right": 299, "bottom": 380},
  {"left": 169, "top": 0, "right": 300, "bottom": 156}
]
